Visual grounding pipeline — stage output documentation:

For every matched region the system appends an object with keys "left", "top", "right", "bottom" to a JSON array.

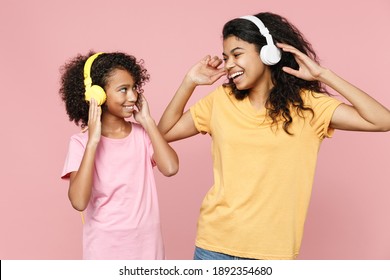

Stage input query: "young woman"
[
  {"left": 158, "top": 12, "right": 390, "bottom": 260},
  {"left": 60, "top": 52, "right": 178, "bottom": 259}
]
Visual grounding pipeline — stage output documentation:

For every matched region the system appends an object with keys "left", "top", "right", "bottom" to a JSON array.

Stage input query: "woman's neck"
[
  {"left": 248, "top": 82, "right": 273, "bottom": 111},
  {"left": 247, "top": 69, "right": 274, "bottom": 111}
]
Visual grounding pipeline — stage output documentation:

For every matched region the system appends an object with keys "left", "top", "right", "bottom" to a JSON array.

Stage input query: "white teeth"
[{"left": 229, "top": 71, "right": 243, "bottom": 79}]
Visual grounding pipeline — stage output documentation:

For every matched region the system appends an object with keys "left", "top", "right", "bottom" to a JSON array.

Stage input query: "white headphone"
[{"left": 240, "top": 15, "right": 282, "bottom": 65}]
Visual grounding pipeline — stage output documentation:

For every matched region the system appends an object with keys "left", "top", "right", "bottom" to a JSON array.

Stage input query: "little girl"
[{"left": 59, "top": 51, "right": 178, "bottom": 260}]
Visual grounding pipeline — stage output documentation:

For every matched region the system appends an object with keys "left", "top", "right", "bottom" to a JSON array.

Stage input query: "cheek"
[
  {"left": 103, "top": 95, "right": 120, "bottom": 109},
  {"left": 249, "top": 59, "right": 266, "bottom": 75}
]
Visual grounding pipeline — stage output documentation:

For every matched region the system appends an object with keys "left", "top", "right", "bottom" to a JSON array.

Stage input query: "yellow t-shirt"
[{"left": 190, "top": 85, "right": 342, "bottom": 260}]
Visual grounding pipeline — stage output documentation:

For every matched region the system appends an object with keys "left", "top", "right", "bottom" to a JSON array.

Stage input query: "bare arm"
[
  {"left": 317, "top": 70, "right": 390, "bottom": 132},
  {"left": 68, "top": 98, "right": 101, "bottom": 211},
  {"left": 158, "top": 55, "right": 226, "bottom": 142},
  {"left": 134, "top": 94, "right": 179, "bottom": 176},
  {"left": 278, "top": 43, "right": 390, "bottom": 132}
]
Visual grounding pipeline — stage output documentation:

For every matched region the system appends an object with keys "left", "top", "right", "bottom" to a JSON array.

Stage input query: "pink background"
[{"left": 0, "top": 0, "right": 389, "bottom": 260}]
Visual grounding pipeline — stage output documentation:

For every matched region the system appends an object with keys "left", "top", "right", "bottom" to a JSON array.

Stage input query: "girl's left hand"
[
  {"left": 277, "top": 42, "right": 326, "bottom": 81},
  {"left": 133, "top": 93, "right": 151, "bottom": 125}
]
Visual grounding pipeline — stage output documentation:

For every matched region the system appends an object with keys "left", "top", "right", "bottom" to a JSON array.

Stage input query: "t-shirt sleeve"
[
  {"left": 189, "top": 88, "right": 217, "bottom": 135},
  {"left": 306, "top": 91, "right": 343, "bottom": 139},
  {"left": 61, "top": 135, "right": 86, "bottom": 179}
]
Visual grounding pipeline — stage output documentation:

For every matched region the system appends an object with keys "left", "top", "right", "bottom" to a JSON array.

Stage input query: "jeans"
[{"left": 193, "top": 246, "right": 256, "bottom": 260}]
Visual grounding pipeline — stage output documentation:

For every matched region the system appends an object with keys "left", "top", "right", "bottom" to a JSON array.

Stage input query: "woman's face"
[{"left": 223, "top": 36, "right": 272, "bottom": 92}]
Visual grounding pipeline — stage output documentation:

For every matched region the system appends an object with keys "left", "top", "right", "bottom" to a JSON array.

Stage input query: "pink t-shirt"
[{"left": 61, "top": 123, "right": 164, "bottom": 260}]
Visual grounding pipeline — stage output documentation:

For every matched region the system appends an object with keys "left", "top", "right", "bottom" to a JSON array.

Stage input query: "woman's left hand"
[{"left": 277, "top": 42, "right": 326, "bottom": 81}]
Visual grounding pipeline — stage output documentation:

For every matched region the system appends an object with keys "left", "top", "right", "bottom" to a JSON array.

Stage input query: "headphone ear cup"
[
  {"left": 260, "top": 45, "right": 282, "bottom": 65},
  {"left": 85, "top": 85, "right": 107, "bottom": 106}
]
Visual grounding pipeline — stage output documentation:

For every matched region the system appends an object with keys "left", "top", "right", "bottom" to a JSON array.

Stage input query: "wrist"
[
  {"left": 86, "top": 140, "right": 99, "bottom": 150},
  {"left": 317, "top": 67, "right": 332, "bottom": 83},
  {"left": 183, "top": 75, "right": 198, "bottom": 89},
  {"left": 140, "top": 116, "right": 156, "bottom": 129}
]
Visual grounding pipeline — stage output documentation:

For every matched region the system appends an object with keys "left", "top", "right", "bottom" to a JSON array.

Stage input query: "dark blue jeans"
[{"left": 194, "top": 246, "right": 256, "bottom": 260}]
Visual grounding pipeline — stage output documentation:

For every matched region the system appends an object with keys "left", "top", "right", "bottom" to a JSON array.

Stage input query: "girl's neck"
[{"left": 101, "top": 117, "right": 132, "bottom": 139}]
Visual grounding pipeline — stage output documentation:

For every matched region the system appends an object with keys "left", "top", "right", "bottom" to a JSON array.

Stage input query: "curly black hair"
[
  {"left": 59, "top": 51, "right": 150, "bottom": 128},
  {"left": 222, "top": 12, "right": 329, "bottom": 134}
]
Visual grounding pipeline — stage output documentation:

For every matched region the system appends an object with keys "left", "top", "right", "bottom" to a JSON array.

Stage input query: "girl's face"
[
  {"left": 103, "top": 69, "right": 138, "bottom": 119},
  {"left": 223, "top": 36, "right": 272, "bottom": 92}
]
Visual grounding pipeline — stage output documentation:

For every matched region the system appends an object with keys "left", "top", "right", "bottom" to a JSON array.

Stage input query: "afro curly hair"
[{"left": 59, "top": 51, "right": 150, "bottom": 128}]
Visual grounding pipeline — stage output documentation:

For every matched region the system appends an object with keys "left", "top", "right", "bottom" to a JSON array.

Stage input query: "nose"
[
  {"left": 127, "top": 88, "right": 138, "bottom": 102},
  {"left": 224, "top": 60, "right": 235, "bottom": 70}
]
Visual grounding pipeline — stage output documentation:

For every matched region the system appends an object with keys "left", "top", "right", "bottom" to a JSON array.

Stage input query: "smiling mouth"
[
  {"left": 229, "top": 71, "right": 243, "bottom": 80},
  {"left": 123, "top": 105, "right": 135, "bottom": 111}
]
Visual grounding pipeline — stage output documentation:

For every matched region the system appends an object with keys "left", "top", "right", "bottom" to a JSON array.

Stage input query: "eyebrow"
[{"left": 222, "top": 47, "right": 244, "bottom": 56}]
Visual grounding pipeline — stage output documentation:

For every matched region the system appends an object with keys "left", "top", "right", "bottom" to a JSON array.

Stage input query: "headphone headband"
[
  {"left": 84, "top": 52, "right": 103, "bottom": 88},
  {"left": 83, "top": 52, "right": 107, "bottom": 105},
  {"left": 239, "top": 15, "right": 281, "bottom": 65},
  {"left": 240, "top": 15, "right": 274, "bottom": 46}
]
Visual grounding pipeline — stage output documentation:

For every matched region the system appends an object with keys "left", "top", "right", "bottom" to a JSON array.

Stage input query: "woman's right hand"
[
  {"left": 186, "top": 55, "right": 226, "bottom": 86},
  {"left": 87, "top": 98, "right": 102, "bottom": 145}
]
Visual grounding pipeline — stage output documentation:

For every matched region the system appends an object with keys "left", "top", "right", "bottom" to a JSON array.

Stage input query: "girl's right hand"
[
  {"left": 186, "top": 55, "right": 226, "bottom": 86},
  {"left": 87, "top": 98, "right": 102, "bottom": 145}
]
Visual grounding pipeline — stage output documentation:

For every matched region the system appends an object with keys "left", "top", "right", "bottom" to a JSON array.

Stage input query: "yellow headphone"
[{"left": 84, "top": 52, "right": 106, "bottom": 105}]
